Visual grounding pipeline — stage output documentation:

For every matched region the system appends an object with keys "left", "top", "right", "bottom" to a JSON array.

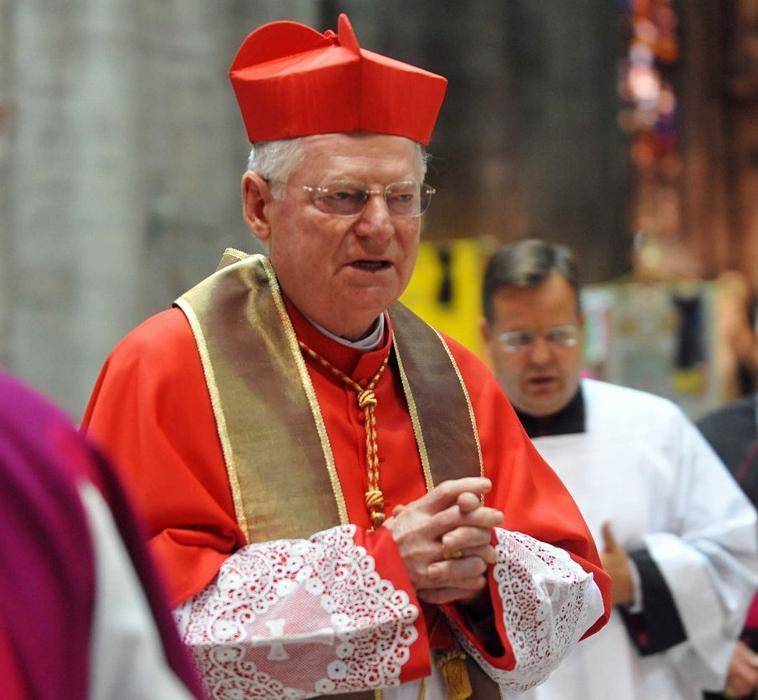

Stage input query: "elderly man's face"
[
  {"left": 248, "top": 133, "right": 422, "bottom": 339},
  {"left": 482, "top": 273, "right": 583, "bottom": 417}
]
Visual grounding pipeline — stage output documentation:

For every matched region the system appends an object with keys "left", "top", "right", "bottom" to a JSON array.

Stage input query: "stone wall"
[
  {"left": 3, "top": 1, "right": 629, "bottom": 417},
  {"left": 2, "top": 1, "right": 315, "bottom": 416},
  {"left": 0, "top": 0, "right": 13, "bottom": 368}
]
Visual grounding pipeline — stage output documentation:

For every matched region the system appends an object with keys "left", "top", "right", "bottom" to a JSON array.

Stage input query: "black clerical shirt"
[{"left": 515, "top": 385, "right": 585, "bottom": 439}]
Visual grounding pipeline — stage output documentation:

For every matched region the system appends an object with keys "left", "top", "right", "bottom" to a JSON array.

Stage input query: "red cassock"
[{"left": 83, "top": 302, "right": 611, "bottom": 696}]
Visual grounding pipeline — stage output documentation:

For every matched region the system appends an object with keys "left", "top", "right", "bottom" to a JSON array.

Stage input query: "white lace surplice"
[
  {"left": 176, "top": 525, "right": 418, "bottom": 698},
  {"left": 175, "top": 524, "right": 603, "bottom": 698},
  {"left": 452, "top": 530, "right": 603, "bottom": 695}
]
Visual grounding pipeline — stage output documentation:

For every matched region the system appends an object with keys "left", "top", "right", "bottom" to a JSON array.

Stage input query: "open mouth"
[
  {"left": 349, "top": 260, "right": 391, "bottom": 272},
  {"left": 527, "top": 376, "right": 558, "bottom": 388}
]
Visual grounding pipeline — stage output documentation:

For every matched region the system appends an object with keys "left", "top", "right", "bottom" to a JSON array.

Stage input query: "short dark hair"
[{"left": 482, "top": 239, "right": 580, "bottom": 323}]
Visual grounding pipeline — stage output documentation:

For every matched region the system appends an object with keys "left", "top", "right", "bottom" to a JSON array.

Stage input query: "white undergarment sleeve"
[{"left": 81, "top": 483, "right": 194, "bottom": 700}]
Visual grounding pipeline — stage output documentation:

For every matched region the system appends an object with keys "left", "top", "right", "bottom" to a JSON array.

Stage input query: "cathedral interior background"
[{"left": 0, "top": 0, "right": 755, "bottom": 417}]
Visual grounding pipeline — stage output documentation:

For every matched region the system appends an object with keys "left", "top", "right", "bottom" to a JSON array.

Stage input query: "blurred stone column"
[
  {"left": 322, "top": 1, "right": 629, "bottom": 282},
  {"left": 496, "top": 1, "right": 630, "bottom": 281},
  {"left": 138, "top": 0, "right": 319, "bottom": 311},
  {"left": 677, "top": 2, "right": 732, "bottom": 278},
  {"left": 0, "top": 0, "right": 13, "bottom": 366},
  {"left": 6, "top": 0, "right": 317, "bottom": 416},
  {"left": 727, "top": 0, "right": 758, "bottom": 291},
  {"left": 10, "top": 2, "right": 146, "bottom": 414}
]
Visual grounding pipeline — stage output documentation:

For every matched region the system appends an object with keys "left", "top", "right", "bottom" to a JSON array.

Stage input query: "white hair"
[
  {"left": 247, "top": 139, "right": 306, "bottom": 198},
  {"left": 246, "top": 135, "right": 429, "bottom": 199}
]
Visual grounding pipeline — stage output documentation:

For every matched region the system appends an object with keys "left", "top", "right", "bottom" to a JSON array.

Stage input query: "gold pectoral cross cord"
[{"left": 298, "top": 340, "right": 390, "bottom": 530}]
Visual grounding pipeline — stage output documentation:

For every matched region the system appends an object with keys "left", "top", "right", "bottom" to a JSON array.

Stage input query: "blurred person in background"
[
  {"left": 82, "top": 14, "right": 611, "bottom": 700},
  {"left": 480, "top": 239, "right": 758, "bottom": 700},
  {"left": 0, "top": 370, "right": 203, "bottom": 700},
  {"left": 698, "top": 306, "right": 758, "bottom": 699},
  {"left": 714, "top": 270, "right": 757, "bottom": 402}
]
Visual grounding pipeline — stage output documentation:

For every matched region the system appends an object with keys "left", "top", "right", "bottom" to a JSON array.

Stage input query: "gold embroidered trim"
[
  {"left": 432, "top": 329, "right": 485, "bottom": 479},
  {"left": 222, "top": 247, "right": 248, "bottom": 261},
  {"left": 174, "top": 296, "right": 250, "bottom": 540},
  {"left": 393, "top": 341, "right": 435, "bottom": 493},
  {"left": 257, "top": 256, "right": 349, "bottom": 526}
]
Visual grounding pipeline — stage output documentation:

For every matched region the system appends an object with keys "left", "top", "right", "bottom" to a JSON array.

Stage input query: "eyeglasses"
[
  {"left": 496, "top": 324, "right": 580, "bottom": 353},
  {"left": 270, "top": 179, "right": 436, "bottom": 218}
]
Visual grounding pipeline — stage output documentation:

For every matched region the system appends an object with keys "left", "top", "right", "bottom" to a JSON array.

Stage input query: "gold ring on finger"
[{"left": 443, "top": 546, "right": 464, "bottom": 560}]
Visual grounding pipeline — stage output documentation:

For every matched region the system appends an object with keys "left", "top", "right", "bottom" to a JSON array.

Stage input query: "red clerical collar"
[{"left": 283, "top": 297, "right": 393, "bottom": 384}]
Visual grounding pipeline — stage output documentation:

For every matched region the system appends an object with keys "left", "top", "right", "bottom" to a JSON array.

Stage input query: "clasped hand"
[{"left": 383, "top": 477, "right": 503, "bottom": 605}]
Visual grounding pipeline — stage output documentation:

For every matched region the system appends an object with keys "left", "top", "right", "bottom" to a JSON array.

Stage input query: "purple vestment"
[{"left": 0, "top": 371, "right": 203, "bottom": 699}]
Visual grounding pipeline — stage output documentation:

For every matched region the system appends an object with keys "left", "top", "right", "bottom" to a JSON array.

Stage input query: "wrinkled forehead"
[{"left": 292, "top": 132, "right": 425, "bottom": 183}]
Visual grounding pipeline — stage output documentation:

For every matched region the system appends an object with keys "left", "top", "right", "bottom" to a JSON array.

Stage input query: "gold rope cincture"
[
  {"left": 298, "top": 340, "right": 390, "bottom": 529},
  {"left": 300, "top": 339, "right": 473, "bottom": 700},
  {"left": 436, "top": 647, "right": 473, "bottom": 700},
  {"left": 422, "top": 607, "right": 473, "bottom": 700}
]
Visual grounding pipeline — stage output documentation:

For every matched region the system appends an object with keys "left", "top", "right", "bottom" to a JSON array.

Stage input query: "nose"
[
  {"left": 354, "top": 193, "right": 395, "bottom": 242},
  {"left": 526, "top": 335, "right": 553, "bottom": 365}
]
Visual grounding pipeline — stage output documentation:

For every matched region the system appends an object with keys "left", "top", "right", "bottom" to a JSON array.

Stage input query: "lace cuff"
[
  {"left": 451, "top": 528, "right": 604, "bottom": 692},
  {"left": 175, "top": 524, "right": 422, "bottom": 698}
]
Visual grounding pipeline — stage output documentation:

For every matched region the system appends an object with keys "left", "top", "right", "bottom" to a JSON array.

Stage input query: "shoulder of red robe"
[{"left": 228, "top": 13, "right": 448, "bottom": 145}]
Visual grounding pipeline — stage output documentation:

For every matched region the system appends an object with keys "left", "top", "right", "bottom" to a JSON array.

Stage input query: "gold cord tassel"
[
  {"left": 437, "top": 648, "right": 473, "bottom": 700},
  {"left": 298, "top": 340, "right": 390, "bottom": 529},
  {"left": 365, "top": 487, "right": 386, "bottom": 527}
]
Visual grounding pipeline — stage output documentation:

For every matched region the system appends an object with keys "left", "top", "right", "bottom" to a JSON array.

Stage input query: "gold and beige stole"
[{"left": 175, "top": 250, "right": 499, "bottom": 699}]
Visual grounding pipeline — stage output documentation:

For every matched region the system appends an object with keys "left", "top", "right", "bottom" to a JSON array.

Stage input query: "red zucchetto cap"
[{"left": 228, "top": 13, "right": 447, "bottom": 146}]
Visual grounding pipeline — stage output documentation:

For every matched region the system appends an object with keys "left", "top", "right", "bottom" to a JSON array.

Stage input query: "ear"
[
  {"left": 241, "top": 172, "right": 273, "bottom": 242},
  {"left": 479, "top": 317, "right": 491, "bottom": 344}
]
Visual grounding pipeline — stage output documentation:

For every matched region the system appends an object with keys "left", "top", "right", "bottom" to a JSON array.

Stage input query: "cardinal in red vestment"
[{"left": 83, "top": 13, "right": 611, "bottom": 700}]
